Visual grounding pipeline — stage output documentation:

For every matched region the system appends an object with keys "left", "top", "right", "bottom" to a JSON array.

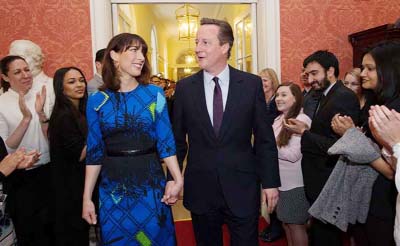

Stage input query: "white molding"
[
  {"left": 90, "top": 0, "right": 113, "bottom": 71},
  {"left": 257, "top": 0, "right": 281, "bottom": 81},
  {"left": 251, "top": 3, "right": 257, "bottom": 74}
]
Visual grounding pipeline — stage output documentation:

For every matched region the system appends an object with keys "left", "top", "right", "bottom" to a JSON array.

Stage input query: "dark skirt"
[{"left": 276, "top": 187, "right": 310, "bottom": 224}]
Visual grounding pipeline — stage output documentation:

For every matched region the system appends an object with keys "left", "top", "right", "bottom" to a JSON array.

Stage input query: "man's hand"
[
  {"left": 283, "top": 118, "right": 309, "bottom": 135},
  {"left": 262, "top": 188, "right": 279, "bottom": 214}
]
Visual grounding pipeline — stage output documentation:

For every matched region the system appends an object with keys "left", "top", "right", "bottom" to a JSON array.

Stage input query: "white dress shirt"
[
  {"left": 203, "top": 65, "right": 230, "bottom": 125},
  {"left": 0, "top": 80, "right": 55, "bottom": 166}
]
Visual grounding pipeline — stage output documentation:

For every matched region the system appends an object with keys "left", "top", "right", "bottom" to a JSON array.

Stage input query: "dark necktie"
[
  {"left": 315, "top": 93, "right": 326, "bottom": 115},
  {"left": 213, "top": 77, "right": 223, "bottom": 135}
]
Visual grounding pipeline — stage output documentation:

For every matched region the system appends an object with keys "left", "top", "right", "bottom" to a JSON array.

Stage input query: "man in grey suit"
[{"left": 87, "top": 48, "right": 105, "bottom": 94}]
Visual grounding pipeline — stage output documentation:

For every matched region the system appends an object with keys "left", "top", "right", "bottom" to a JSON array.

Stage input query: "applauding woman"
[
  {"left": 0, "top": 55, "right": 54, "bottom": 246},
  {"left": 276, "top": 82, "right": 311, "bottom": 246}
]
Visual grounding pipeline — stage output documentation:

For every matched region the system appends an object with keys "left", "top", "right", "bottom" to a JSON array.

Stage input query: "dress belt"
[{"left": 107, "top": 146, "right": 157, "bottom": 157}]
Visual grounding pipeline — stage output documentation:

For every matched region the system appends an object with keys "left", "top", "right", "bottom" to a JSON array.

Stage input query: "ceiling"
[{"left": 125, "top": 4, "right": 232, "bottom": 39}]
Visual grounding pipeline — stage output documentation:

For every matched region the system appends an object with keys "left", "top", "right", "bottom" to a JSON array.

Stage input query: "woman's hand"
[
  {"left": 35, "top": 85, "right": 47, "bottom": 115},
  {"left": 162, "top": 180, "right": 183, "bottom": 205},
  {"left": 82, "top": 199, "right": 97, "bottom": 225},
  {"left": 369, "top": 105, "right": 400, "bottom": 150},
  {"left": 18, "top": 91, "right": 32, "bottom": 121},
  {"left": 18, "top": 149, "right": 41, "bottom": 169},
  {"left": 331, "top": 113, "right": 355, "bottom": 136},
  {"left": 0, "top": 150, "right": 24, "bottom": 176}
]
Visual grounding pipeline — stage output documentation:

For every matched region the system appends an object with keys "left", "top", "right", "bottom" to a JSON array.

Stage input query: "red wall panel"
[
  {"left": 280, "top": 0, "right": 400, "bottom": 84},
  {"left": 0, "top": 0, "right": 93, "bottom": 79}
]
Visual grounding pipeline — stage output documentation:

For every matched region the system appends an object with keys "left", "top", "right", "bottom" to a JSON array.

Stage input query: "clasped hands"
[
  {"left": 162, "top": 180, "right": 183, "bottom": 206},
  {"left": 1, "top": 148, "right": 40, "bottom": 176},
  {"left": 369, "top": 105, "right": 400, "bottom": 151},
  {"left": 331, "top": 113, "right": 356, "bottom": 136},
  {"left": 283, "top": 118, "right": 310, "bottom": 135}
]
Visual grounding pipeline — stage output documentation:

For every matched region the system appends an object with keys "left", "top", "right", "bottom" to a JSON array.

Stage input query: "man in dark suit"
[
  {"left": 172, "top": 18, "right": 280, "bottom": 246},
  {"left": 284, "top": 50, "right": 359, "bottom": 246}
]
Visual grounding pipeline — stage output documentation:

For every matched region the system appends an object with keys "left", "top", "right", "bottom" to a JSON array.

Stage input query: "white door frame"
[{"left": 89, "top": 0, "right": 280, "bottom": 80}]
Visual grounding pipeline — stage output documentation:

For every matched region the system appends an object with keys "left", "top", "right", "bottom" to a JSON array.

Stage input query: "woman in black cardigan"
[{"left": 48, "top": 67, "right": 89, "bottom": 246}]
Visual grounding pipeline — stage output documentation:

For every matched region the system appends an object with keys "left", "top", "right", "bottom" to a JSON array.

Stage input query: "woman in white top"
[
  {"left": 0, "top": 55, "right": 54, "bottom": 245},
  {"left": 274, "top": 82, "right": 311, "bottom": 246}
]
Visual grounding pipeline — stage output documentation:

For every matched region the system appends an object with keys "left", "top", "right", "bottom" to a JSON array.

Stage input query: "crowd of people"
[{"left": 0, "top": 17, "right": 399, "bottom": 246}]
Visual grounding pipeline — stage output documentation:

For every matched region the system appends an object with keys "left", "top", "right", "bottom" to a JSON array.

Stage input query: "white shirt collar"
[
  {"left": 203, "top": 65, "right": 230, "bottom": 86},
  {"left": 323, "top": 81, "right": 336, "bottom": 96}
]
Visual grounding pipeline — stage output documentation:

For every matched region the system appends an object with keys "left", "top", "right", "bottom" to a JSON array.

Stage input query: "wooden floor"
[{"left": 172, "top": 198, "right": 191, "bottom": 221}]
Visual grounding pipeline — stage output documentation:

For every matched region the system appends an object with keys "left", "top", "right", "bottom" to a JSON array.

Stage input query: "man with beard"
[{"left": 283, "top": 50, "right": 359, "bottom": 245}]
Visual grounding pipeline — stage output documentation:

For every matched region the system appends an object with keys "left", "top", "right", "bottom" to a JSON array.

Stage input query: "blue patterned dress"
[{"left": 86, "top": 84, "right": 176, "bottom": 246}]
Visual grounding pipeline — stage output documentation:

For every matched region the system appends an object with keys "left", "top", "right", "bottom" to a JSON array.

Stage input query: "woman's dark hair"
[
  {"left": 276, "top": 82, "right": 303, "bottom": 147},
  {"left": 0, "top": 55, "right": 26, "bottom": 92},
  {"left": 364, "top": 41, "right": 400, "bottom": 105},
  {"left": 101, "top": 33, "right": 151, "bottom": 92},
  {"left": 49, "top": 67, "right": 88, "bottom": 139}
]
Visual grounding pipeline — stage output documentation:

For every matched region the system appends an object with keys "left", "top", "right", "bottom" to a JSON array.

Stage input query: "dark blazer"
[
  {"left": 49, "top": 110, "right": 89, "bottom": 245},
  {"left": 301, "top": 81, "right": 360, "bottom": 202},
  {"left": 302, "top": 89, "right": 321, "bottom": 120},
  {"left": 173, "top": 66, "right": 280, "bottom": 217}
]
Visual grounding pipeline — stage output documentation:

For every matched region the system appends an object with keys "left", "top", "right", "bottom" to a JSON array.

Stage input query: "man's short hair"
[
  {"left": 303, "top": 50, "right": 339, "bottom": 78},
  {"left": 95, "top": 48, "right": 106, "bottom": 62},
  {"left": 200, "top": 18, "right": 234, "bottom": 58}
]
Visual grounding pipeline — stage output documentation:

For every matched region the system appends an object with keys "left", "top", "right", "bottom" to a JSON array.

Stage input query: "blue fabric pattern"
[{"left": 86, "top": 84, "right": 176, "bottom": 246}]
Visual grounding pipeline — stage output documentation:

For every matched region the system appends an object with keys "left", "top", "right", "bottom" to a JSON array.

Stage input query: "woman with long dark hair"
[
  {"left": 82, "top": 33, "right": 183, "bottom": 245},
  {"left": 274, "top": 82, "right": 311, "bottom": 246},
  {"left": 332, "top": 41, "right": 400, "bottom": 245},
  {"left": 48, "top": 67, "right": 89, "bottom": 245}
]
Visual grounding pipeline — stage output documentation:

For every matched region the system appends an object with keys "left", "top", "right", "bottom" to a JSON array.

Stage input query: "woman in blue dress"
[{"left": 82, "top": 33, "right": 183, "bottom": 246}]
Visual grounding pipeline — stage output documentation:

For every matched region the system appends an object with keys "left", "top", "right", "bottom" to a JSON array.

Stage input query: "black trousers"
[
  {"left": 190, "top": 176, "right": 259, "bottom": 246},
  {"left": 6, "top": 164, "right": 53, "bottom": 246},
  {"left": 191, "top": 207, "right": 259, "bottom": 246},
  {"left": 309, "top": 218, "right": 343, "bottom": 246},
  {"left": 349, "top": 214, "right": 395, "bottom": 246}
]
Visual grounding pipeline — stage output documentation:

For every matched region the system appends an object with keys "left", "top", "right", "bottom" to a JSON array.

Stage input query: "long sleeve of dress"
[
  {"left": 154, "top": 88, "right": 176, "bottom": 159},
  {"left": 86, "top": 93, "right": 106, "bottom": 165}
]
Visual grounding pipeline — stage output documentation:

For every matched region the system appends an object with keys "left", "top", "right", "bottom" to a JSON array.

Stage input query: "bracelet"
[{"left": 40, "top": 118, "right": 49, "bottom": 124}]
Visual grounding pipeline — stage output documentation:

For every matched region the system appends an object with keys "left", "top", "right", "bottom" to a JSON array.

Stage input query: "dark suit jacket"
[
  {"left": 301, "top": 81, "right": 360, "bottom": 202},
  {"left": 302, "top": 89, "right": 321, "bottom": 120},
  {"left": 266, "top": 96, "right": 279, "bottom": 125},
  {"left": 173, "top": 66, "right": 280, "bottom": 217}
]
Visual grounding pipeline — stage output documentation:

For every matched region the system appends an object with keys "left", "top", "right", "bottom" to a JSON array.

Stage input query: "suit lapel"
[
  {"left": 218, "top": 66, "right": 243, "bottom": 140},
  {"left": 191, "top": 72, "right": 217, "bottom": 140},
  {"left": 318, "top": 81, "right": 341, "bottom": 112}
]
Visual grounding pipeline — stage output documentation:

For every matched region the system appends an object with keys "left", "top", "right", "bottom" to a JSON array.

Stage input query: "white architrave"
[{"left": 90, "top": 0, "right": 113, "bottom": 69}]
